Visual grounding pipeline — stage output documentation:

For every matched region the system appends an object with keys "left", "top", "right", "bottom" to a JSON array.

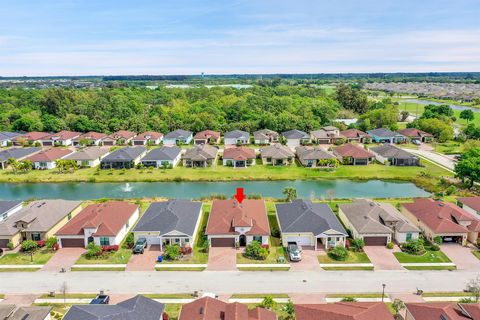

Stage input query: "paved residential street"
[
  {"left": 403, "top": 147, "right": 455, "bottom": 172},
  {"left": 0, "top": 270, "right": 476, "bottom": 295}
]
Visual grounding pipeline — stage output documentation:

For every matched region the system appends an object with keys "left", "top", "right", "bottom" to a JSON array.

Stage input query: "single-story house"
[
  {"left": 132, "top": 199, "right": 202, "bottom": 249},
  {"left": 457, "top": 197, "right": 480, "bottom": 217},
  {"left": 100, "top": 146, "right": 147, "bottom": 169},
  {"left": 64, "top": 146, "right": 110, "bottom": 168},
  {"left": 405, "top": 302, "right": 480, "bottom": 320},
  {"left": 0, "top": 147, "right": 41, "bottom": 169},
  {"left": 163, "top": 129, "right": 193, "bottom": 146},
  {"left": 367, "top": 128, "right": 407, "bottom": 144},
  {"left": 398, "top": 128, "right": 434, "bottom": 143},
  {"left": 222, "top": 146, "right": 256, "bottom": 168},
  {"left": 12, "top": 132, "right": 50, "bottom": 146},
  {"left": 224, "top": 130, "right": 250, "bottom": 145},
  {"left": 295, "top": 302, "right": 394, "bottom": 320},
  {"left": 0, "top": 132, "right": 23, "bottom": 147},
  {"left": 253, "top": 129, "right": 279, "bottom": 145},
  {"left": 282, "top": 129, "right": 310, "bottom": 147},
  {"left": 27, "top": 148, "right": 74, "bottom": 170},
  {"left": 0, "top": 305, "right": 52, "bottom": 320},
  {"left": 310, "top": 126, "right": 343, "bottom": 144},
  {"left": 401, "top": 198, "right": 480, "bottom": 245},
  {"left": 0, "top": 200, "right": 82, "bottom": 248},
  {"left": 179, "top": 296, "right": 277, "bottom": 320},
  {"left": 296, "top": 146, "right": 336, "bottom": 168},
  {"left": 276, "top": 199, "right": 347, "bottom": 250},
  {"left": 340, "top": 129, "right": 371, "bottom": 143},
  {"left": 0, "top": 201, "right": 23, "bottom": 223},
  {"left": 259, "top": 143, "right": 294, "bottom": 166},
  {"left": 56, "top": 201, "right": 139, "bottom": 248},
  {"left": 206, "top": 199, "right": 270, "bottom": 247},
  {"left": 193, "top": 130, "right": 221, "bottom": 145},
  {"left": 140, "top": 146, "right": 182, "bottom": 168},
  {"left": 369, "top": 144, "right": 420, "bottom": 166},
  {"left": 339, "top": 199, "right": 420, "bottom": 245},
  {"left": 183, "top": 144, "right": 218, "bottom": 168},
  {"left": 63, "top": 295, "right": 166, "bottom": 320},
  {"left": 41, "top": 130, "right": 80, "bottom": 146},
  {"left": 132, "top": 131, "right": 163, "bottom": 146},
  {"left": 72, "top": 132, "right": 107, "bottom": 146},
  {"left": 333, "top": 143, "right": 374, "bottom": 165},
  {"left": 102, "top": 130, "right": 137, "bottom": 146}
]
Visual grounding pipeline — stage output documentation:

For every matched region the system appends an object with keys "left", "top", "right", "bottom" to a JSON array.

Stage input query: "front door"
[
  {"left": 87, "top": 236, "right": 94, "bottom": 244},
  {"left": 239, "top": 235, "right": 246, "bottom": 247}
]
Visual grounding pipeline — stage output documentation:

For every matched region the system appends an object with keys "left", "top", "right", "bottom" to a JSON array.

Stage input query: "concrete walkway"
[
  {"left": 126, "top": 245, "right": 160, "bottom": 271},
  {"left": 41, "top": 248, "right": 84, "bottom": 272}
]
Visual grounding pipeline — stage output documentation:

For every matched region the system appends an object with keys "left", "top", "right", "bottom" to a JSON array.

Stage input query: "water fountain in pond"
[{"left": 122, "top": 183, "right": 133, "bottom": 192}]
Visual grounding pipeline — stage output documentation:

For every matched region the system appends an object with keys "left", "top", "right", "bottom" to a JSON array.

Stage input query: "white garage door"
[
  {"left": 143, "top": 236, "right": 161, "bottom": 245},
  {"left": 285, "top": 235, "right": 312, "bottom": 246}
]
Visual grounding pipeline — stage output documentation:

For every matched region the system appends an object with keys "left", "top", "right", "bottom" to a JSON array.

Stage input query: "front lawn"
[
  {"left": 0, "top": 249, "right": 55, "bottom": 265},
  {"left": 393, "top": 250, "right": 451, "bottom": 263},
  {"left": 317, "top": 251, "right": 371, "bottom": 264},
  {"left": 471, "top": 250, "right": 480, "bottom": 260},
  {"left": 75, "top": 248, "right": 132, "bottom": 265},
  {"left": 236, "top": 237, "right": 287, "bottom": 264}
]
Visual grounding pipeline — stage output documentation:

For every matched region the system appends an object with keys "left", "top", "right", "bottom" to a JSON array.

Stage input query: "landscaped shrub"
[
  {"left": 21, "top": 240, "right": 38, "bottom": 253},
  {"left": 85, "top": 242, "right": 102, "bottom": 259},
  {"left": 433, "top": 236, "right": 443, "bottom": 245},
  {"left": 45, "top": 237, "right": 57, "bottom": 249},
  {"left": 124, "top": 233, "right": 134, "bottom": 249},
  {"left": 7, "top": 241, "right": 14, "bottom": 250},
  {"left": 429, "top": 244, "right": 440, "bottom": 251},
  {"left": 386, "top": 242, "right": 394, "bottom": 249},
  {"left": 271, "top": 227, "right": 280, "bottom": 238},
  {"left": 349, "top": 238, "right": 365, "bottom": 252},
  {"left": 341, "top": 297, "right": 357, "bottom": 302},
  {"left": 36, "top": 240, "right": 46, "bottom": 248},
  {"left": 259, "top": 296, "right": 276, "bottom": 310},
  {"left": 180, "top": 246, "right": 192, "bottom": 255},
  {"left": 164, "top": 245, "right": 181, "bottom": 261},
  {"left": 327, "top": 246, "right": 349, "bottom": 261},
  {"left": 245, "top": 241, "right": 269, "bottom": 260},
  {"left": 101, "top": 245, "right": 119, "bottom": 252},
  {"left": 401, "top": 239, "right": 425, "bottom": 255}
]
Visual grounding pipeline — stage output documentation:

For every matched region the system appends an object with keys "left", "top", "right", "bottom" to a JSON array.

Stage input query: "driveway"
[
  {"left": 441, "top": 245, "right": 480, "bottom": 270},
  {"left": 41, "top": 248, "right": 85, "bottom": 272},
  {"left": 126, "top": 245, "right": 160, "bottom": 271},
  {"left": 363, "top": 246, "right": 404, "bottom": 270},
  {"left": 290, "top": 247, "right": 322, "bottom": 271},
  {"left": 402, "top": 148, "right": 455, "bottom": 172},
  {"left": 207, "top": 247, "right": 237, "bottom": 271}
]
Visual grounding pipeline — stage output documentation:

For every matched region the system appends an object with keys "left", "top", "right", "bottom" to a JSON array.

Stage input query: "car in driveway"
[
  {"left": 90, "top": 294, "right": 110, "bottom": 304},
  {"left": 287, "top": 243, "right": 302, "bottom": 262},
  {"left": 132, "top": 238, "right": 147, "bottom": 254}
]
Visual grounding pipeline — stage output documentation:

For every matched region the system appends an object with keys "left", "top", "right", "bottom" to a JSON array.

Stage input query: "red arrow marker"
[{"left": 234, "top": 187, "right": 246, "bottom": 204}]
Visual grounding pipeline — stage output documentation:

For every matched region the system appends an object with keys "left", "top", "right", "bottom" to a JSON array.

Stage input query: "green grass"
[
  {"left": 472, "top": 251, "right": 480, "bottom": 260},
  {"left": 238, "top": 267, "right": 290, "bottom": 271},
  {"left": 237, "top": 237, "right": 287, "bottom": 264},
  {"left": 318, "top": 251, "right": 371, "bottom": 264},
  {"left": 0, "top": 294, "right": 4, "bottom": 299},
  {"left": 393, "top": 250, "right": 451, "bottom": 263},
  {"left": 322, "top": 266, "right": 374, "bottom": 271},
  {"left": 75, "top": 248, "right": 132, "bottom": 265},
  {"left": 433, "top": 141, "right": 465, "bottom": 154},
  {"left": 155, "top": 267, "right": 206, "bottom": 271},
  {"left": 230, "top": 293, "right": 290, "bottom": 299},
  {"left": 39, "top": 293, "right": 97, "bottom": 299},
  {"left": 164, "top": 304, "right": 182, "bottom": 320},
  {"left": 422, "top": 292, "right": 474, "bottom": 297},
  {"left": 71, "top": 267, "right": 126, "bottom": 271},
  {"left": 326, "top": 293, "right": 384, "bottom": 298},
  {"left": 0, "top": 268, "right": 39, "bottom": 272},
  {"left": 246, "top": 303, "right": 289, "bottom": 319},
  {"left": 0, "top": 249, "right": 54, "bottom": 265},
  {"left": 404, "top": 266, "right": 456, "bottom": 271},
  {"left": 141, "top": 293, "right": 193, "bottom": 299}
]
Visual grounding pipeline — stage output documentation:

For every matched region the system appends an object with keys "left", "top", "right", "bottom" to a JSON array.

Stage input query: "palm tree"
[
  {"left": 283, "top": 187, "right": 297, "bottom": 202},
  {"left": 7, "top": 158, "right": 19, "bottom": 174}
]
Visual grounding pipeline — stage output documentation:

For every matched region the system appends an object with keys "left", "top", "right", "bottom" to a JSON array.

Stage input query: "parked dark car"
[
  {"left": 287, "top": 243, "right": 302, "bottom": 262},
  {"left": 132, "top": 237, "right": 147, "bottom": 254},
  {"left": 90, "top": 294, "right": 110, "bottom": 304}
]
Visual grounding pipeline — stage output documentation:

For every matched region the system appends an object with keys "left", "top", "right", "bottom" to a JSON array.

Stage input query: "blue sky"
[{"left": 1, "top": 0, "right": 480, "bottom": 76}]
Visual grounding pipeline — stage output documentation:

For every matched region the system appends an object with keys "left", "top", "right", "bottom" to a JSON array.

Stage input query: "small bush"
[
  {"left": 245, "top": 241, "right": 269, "bottom": 260},
  {"left": 124, "top": 233, "right": 134, "bottom": 249},
  {"left": 445, "top": 185, "right": 457, "bottom": 195},
  {"left": 401, "top": 239, "right": 425, "bottom": 255},
  {"left": 101, "top": 245, "right": 119, "bottom": 252},
  {"left": 327, "top": 246, "right": 349, "bottom": 261},
  {"left": 36, "top": 240, "right": 46, "bottom": 248},
  {"left": 164, "top": 244, "right": 181, "bottom": 261},
  {"left": 433, "top": 236, "right": 443, "bottom": 245},
  {"left": 341, "top": 297, "right": 357, "bottom": 302},
  {"left": 7, "top": 241, "right": 14, "bottom": 250},
  {"left": 271, "top": 227, "right": 280, "bottom": 238},
  {"left": 180, "top": 246, "right": 193, "bottom": 255},
  {"left": 459, "top": 297, "right": 475, "bottom": 303},
  {"left": 21, "top": 240, "right": 38, "bottom": 253},
  {"left": 45, "top": 237, "right": 58, "bottom": 249},
  {"left": 386, "top": 242, "right": 394, "bottom": 249},
  {"left": 349, "top": 238, "right": 364, "bottom": 252},
  {"left": 259, "top": 296, "right": 276, "bottom": 310},
  {"left": 85, "top": 242, "right": 102, "bottom": 259},
  {"left": 429, "top": 244, "right": 440, "bottom": 251}
]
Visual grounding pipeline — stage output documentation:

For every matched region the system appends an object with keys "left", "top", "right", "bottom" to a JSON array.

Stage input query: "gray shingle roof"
[
  {"left": 0, "top": 200, "right": 82, "bottom": 236},
  {"left": 133, "top": 200, "right": 202, "bottom": 236},
  {"left": 282, "top": 129, "right": 309, "bottom": 139},
  {"left": 9, "top": 306, "right": 52, "bottom": 320},
  {"left": 164, "top": 129, "right": 192, "bottom": 139},
  {"left": 141, "top": 146, "right": 181, "bottom": 161},
  {"left": 368, "top": 128, "right": 403, "bottom": 138},
  {"left": 276, "top": 200, "right": 347, "bottom": 236},
  {"left": 0, "top": 132, "right": 23, "bottom": 141},
  {"left": 102, "top": 147, "right": 146, "bottom": 161},
  {"left": 370, "top": 144, "right": 418, "bottom": 160},
  {"left": 260, "top": 143, "right": 294, "bottom": 159},
  {"left": 64, "top": 147, "right": 110, "bottom": 161},
  {"left": 339, "top": 199, "right": 419, "bottom": 234},
  {"left": 63, "top": 295, "right": 165, "bottom": 320},
  {"left": 253, "top": 129, "right": 279, "bottom": 140},
  {"left": 0, "top": 201, "right": 22, "bottom": 216},
  {"left": 224, "top": 130, "right": 250, "bottom": 139},
  {"left": 0, "top": 147, "right": 41, "bottom": 162}
]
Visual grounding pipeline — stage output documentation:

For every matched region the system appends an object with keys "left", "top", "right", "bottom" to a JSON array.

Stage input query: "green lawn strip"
[
  {"left": 0, "top": 294, "right": 5, "bottom": 299},
  {"left": 230, "top": 293, "right": 290, "bottom": 299},
  {"left": 322, "top": 266, "right": 374, "bottom": 271},
  {"left": 246, "top": 303, "right": 288, "bottom": 319},
  {"left": 75, "top": 248, "right": 132, "bottom": 265},
  {"left": 471, "top": 251, "right": 480, "bottom": 260},
  {"left": 0, "top": 249, "right": 54, "bottom": 265},
  {"left": 141, "top": 293, "right": 194, "bottom": 299},
  {"left": 237, "top": 267, "right": 290, "bottom": 271},
  {"left": 393, "top": 250, "right": 451, "bottom": 263},
  {"left": 0, "top": 268, "right": 39, "bottom": 272},
  {"left": 164, "top": 304, "right": 183, "bottom": 319},
  {"left": 403, "top": 266, "right": 456, "bottom": 271},
  {"left": 38, "top": 293, "right": 97, "bottom": 299},
  {"left": 317, "top": 252, "right": 371, "bottom": 264},
  {"left": 155, "top": 267, "right": 205, "bottom": 271},
  {"left": 34, "top": 304, "right": 71, "bottom": 318},
  {"left": 236, "top": 237, "right": 287, "bottom": 264},
  {"left": 71, "top": 267, "right": 126, "bottom": 271},
  {"left": 422, "top": 292, "right": 474, "bottom": 297},
  {"left": 326, "top": 293, "right": 384, "bottom": 298}
]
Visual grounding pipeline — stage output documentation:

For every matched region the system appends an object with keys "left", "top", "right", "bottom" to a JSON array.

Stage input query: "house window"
[
  {"left": 406, "top": 233, "right": 412, "bottom": 241},
  {"left": 266, "top": 157, "right": 272, "bottom": 163},
  {"left": 100, "top": 237, "right": 110, "bottom": 246},
  {"left": 40, "top": 162, "right": 47, "bottom": 167},
  {"left": 175, "top": 238, "right": 180, "bottom": 243},
  {"left": 185, "top": 238, "right": 190, "bottom": 243},
  {"left": 253, "top": 236, "right": 262, "bottom": 242},
  {"left": 81, "top": 160, "right": 89, "bottom": 166},
  {"left": 31, "top": 233, "right": 41, "bottom": 241}
]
